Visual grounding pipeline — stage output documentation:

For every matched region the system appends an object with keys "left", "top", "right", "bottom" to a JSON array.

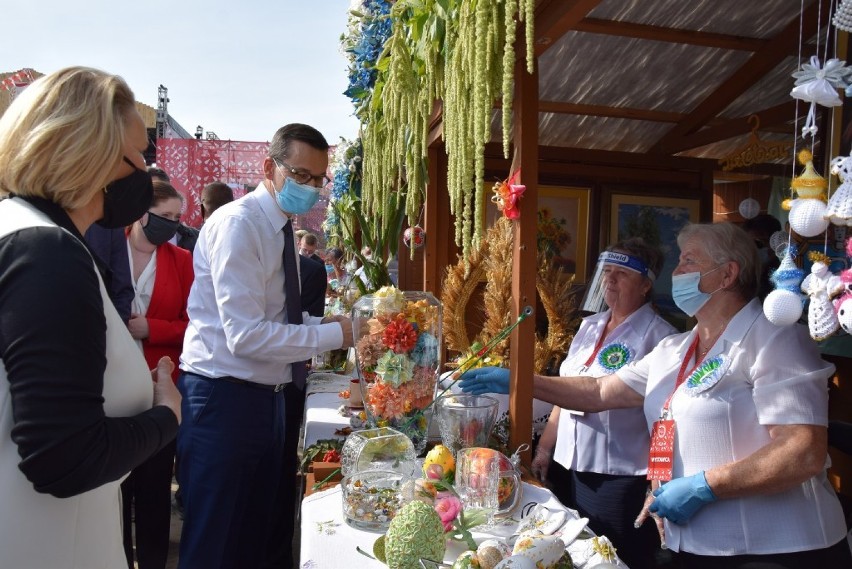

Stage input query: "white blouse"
[
  {"left": 554, "top": 304, "right": 676, "bottom": 475},
  {"left": 129, "top": 243, "right": 156, "bottom": 351},
  {"left": 617, "top": 299, "right": 847, "bottom": 555}
]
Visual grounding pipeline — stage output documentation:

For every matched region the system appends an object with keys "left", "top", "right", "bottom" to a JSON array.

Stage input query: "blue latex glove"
[
  {"left": 649, "top": 471, "right": 717, "bottom": 525},
  {"left": 457, "top": 366, "right": 510, "bottom": 395}
]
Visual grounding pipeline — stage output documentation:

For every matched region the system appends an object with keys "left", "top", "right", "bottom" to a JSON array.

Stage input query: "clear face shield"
[{"left": 579, "top": 251, "right": 655, "bottom": 313}]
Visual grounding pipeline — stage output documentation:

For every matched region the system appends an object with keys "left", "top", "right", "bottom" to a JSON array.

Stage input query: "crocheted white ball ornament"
[
  {"left": 763, "top": 289, "right": 803, "bottom": 326},
  {"left": 788, "top": 199, "right": 829, "bottom": 237},
  {"left": 738, "top": 198, "right": 760, "bottom": 219}
]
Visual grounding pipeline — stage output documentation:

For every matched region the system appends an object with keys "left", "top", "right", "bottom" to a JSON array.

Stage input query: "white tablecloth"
[
  {"left": 299, "top": 482, "right": 627, "bottom": 568},
  {"left": 303, "top": 372, "right": 355, "bottom": 448}
]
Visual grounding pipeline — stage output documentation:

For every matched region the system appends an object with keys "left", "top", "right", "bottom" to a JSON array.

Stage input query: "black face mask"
[
  {"left": 142, "top": 210, "right": 180, "bottom": 246},
  {"left": 97, "top": 157, "right": 153, "bottom": 229}
]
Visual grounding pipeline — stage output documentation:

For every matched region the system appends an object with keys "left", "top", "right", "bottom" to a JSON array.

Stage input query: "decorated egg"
[
  {"left": 478, "top": 538, "right": 512, "bottom": 558},
  {"left": 511, "top": 532, "right": 566, "bottom": 568},
  {"left": 452, "top": 550, "right": 479, "bottom": 569},
  {"left": 493, "top": 555, "right": 537, "bottom": 569}
]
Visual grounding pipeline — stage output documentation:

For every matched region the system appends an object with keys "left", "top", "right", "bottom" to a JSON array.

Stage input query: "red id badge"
[{"left": 647, "top": 419, "right": 676, "bottom": 481}]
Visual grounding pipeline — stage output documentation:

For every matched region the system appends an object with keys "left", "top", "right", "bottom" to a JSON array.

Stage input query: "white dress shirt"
[
  {"left": 554, "top": 304, "right": 676, "bottom": 475},
  {"left": 617, "top": 299, "right": 846, "bottom": 555},
  {"left": 180, "top": 183, "right": 343, "bottom": 385}
]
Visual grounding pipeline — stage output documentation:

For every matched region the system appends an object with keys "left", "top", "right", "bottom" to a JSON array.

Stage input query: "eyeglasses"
[{"left": 277, "top": 160, "right": 330, "bottom": 188}]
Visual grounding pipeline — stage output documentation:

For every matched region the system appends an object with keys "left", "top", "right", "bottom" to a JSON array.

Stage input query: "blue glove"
[
  {"left": 457, "top": 366, "right": 510, "bottom": 395},
  {"left": 649, "top": 471, "right": 716, "bottom": 525}
]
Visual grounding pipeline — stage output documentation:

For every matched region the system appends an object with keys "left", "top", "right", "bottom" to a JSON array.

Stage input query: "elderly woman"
[
  {"left": 462, "top": 223, "right": 850, "bottom": 568},
  {"left": 533, "top": 238, "right": 676, "bottom": 568},
  {"left": 0, "top": 67, "right": 182, "bottom": 568}
]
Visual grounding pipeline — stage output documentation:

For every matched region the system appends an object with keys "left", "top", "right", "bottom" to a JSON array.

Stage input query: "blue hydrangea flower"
[{"left": 411, "top": 332, "right": 438, "bottom": 367}]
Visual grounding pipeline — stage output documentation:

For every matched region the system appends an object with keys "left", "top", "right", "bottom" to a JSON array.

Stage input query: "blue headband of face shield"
[{"left": 598, "top": 251, "right": 655, "bottom": 281}]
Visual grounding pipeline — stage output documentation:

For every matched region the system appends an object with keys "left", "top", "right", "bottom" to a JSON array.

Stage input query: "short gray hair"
[{"left": 677, "top": 223, "right": 760, "bottom": 300}]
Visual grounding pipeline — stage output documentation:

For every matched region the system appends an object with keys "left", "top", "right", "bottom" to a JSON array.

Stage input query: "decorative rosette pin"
[
  {"left": 597, "top": 343, "right": 632, "bottom": 373},
  {"left": 684, "top": 355, "right": 729, "bottom": 396}
]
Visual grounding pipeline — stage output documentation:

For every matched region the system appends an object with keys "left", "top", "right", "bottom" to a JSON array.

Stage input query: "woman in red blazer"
[{"left": 123, "top": 178, "right": 194, "bottom": 569}]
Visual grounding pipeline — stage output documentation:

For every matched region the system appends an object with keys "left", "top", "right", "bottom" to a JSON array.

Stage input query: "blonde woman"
[{"left": 0, "top": 67, "right": 181, "bottom": 569}]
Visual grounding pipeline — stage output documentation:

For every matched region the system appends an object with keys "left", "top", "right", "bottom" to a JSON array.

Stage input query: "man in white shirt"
[{"left": 176, "top": 124, "right": 353, "bottom": 569}]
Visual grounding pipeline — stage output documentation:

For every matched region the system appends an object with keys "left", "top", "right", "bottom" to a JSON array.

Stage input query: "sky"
[{"left": 2, "top": 0, "right": 361, "bottom": 145}]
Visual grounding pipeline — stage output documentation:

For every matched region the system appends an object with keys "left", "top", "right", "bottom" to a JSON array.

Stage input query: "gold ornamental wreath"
[{"left": 442, "top": 217, "right": 578, "bottom": 373}]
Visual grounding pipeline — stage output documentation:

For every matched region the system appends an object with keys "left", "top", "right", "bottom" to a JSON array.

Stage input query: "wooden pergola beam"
[
  {"left": 534, "top": 0, "right": 604, "bottom": 56},
  {"left": 651, "top": 0, "right": 828, "bottom": 154},
  {"left": 663, "top": 101, "right": 798, "bottom": 154},
  {"left": 575, "top": 18, "right": 767, "bottom": 51}
]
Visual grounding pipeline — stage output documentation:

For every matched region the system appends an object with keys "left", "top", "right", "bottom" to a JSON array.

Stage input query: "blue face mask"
[
  {"left": 671, "top": 266, "right": 723, "bottom": 317},
  {"left": 273, "top": 164, "right": 320, "bottom": 214}
]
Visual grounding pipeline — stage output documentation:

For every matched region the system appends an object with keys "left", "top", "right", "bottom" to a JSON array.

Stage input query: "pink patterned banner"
[{"left": 156, "top": 139, "right": 269, "bottom": 228}]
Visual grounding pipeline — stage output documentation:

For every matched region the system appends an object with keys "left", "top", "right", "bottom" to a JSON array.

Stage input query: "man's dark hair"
[
  {"left": 201, "top": 181, "right": 234, "bottom": 219},
  {"left": 743, "top": 214, "right": 782, "bottom": 244},
  {"left": 147, "top": 166, "right": 170, "bottom": 182},
  {"left": 268, "top": 123, "right": 329, "bottom": 162},
  {"left": 301, "top": 233, "right": 318, "bottom": 247}
]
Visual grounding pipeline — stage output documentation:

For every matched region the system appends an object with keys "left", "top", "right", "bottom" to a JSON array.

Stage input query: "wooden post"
[
  {"left": 508, "top": 49, "right": 538, "bottom": 466},
  {"left": 423, "top": 145, "right": 441, "bottom": 294}
]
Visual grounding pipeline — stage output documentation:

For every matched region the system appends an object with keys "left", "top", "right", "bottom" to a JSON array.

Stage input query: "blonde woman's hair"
[{"left": 0, "top": 66, "right": 136, "bottom": 210}]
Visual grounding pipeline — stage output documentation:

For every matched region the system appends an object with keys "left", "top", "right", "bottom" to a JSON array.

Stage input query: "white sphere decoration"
[
  {"left": 763, "top": 289, "right": 803, "bottom": 326},
  {"left": 769, "top": 231, "right": 787, "bottom": 257},
  {"left": 788, "top": 199, "right": 829, "bottom": 237},
  {"left": 738, "top": 198, "right": 760, "bottom": 219}
]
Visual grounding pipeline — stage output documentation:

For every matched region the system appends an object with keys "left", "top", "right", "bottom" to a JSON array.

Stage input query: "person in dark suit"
[
  {"left": 299, "top": 254, "right": 328, "bottom": 318},
  {"left": 83, "top": 225, "right": 135, "bottom": 324},
  {"left": 264, "top": 254, "right": 328, "bottom": 569}
]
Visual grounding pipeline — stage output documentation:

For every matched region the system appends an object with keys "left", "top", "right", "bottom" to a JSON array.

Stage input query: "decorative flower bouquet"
[{"left": 353, "top": 286, "right": 442, "bottom": 453}]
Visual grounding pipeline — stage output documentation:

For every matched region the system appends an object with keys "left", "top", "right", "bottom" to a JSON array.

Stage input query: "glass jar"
[
  {"left": 352, "top": 288, "right": 442, "bottom": 454},
  {"left": 340, "top": 427, "right": 417, "bottom": 478},
  {"left": 435, "top": 394, "right": 499, "bottom": 456}
]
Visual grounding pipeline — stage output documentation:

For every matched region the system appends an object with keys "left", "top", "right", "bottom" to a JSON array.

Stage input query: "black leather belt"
[{"left": 219, "top": 376, "right": 286, "bottom": 392}]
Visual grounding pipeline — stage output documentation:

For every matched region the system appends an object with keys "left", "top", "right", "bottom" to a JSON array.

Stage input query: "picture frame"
[
  {"left": 485, "top": 184, "right": 591, "bottom": 282},
  {"left": 539, "top": 186, "right": 591, "bottom": 282},
  {"left": 608, "top": 193, "right": 700, "bottom": 321}
]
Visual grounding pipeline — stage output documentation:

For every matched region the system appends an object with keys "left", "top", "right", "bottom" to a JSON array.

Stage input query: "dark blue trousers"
[{"left": 176, "top": 372, "right": 286, "bottom": 569}]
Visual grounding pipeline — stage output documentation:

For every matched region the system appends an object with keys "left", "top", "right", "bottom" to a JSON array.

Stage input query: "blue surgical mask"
[
  {"left": 671, "top": 266, "right": 723, "bottom": 317},
  {"left": 273, "top": 164, "right": 320, "bottom": 214}
]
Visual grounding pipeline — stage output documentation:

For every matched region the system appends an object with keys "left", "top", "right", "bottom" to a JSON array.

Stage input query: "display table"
[
  {"left": 299, "top": 372, "right": 628, "bottom": 568},
  {"left": 299, "top": 481, "right": 627, "bottom": 568},
  {"left": 303, "top": 372, "right": 354, "bottom": 448}
]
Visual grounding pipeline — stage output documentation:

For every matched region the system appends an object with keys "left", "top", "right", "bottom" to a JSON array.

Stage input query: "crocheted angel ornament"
[
  {"left": 801, "top": 252, "right": 844, "bottom": 340},
  {"left": 764, "top": 246, "right": 805, "bottom": 326},
  {"left": 827, "top": 154, "right": 852, "bottom": 226}
]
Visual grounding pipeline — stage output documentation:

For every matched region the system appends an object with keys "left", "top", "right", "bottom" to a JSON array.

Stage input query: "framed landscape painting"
[{"left": 609, "top": 193, "right": 700, "bottom": 323}]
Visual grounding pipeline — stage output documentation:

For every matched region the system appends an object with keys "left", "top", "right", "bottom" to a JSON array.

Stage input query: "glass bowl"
[{"left": 341, "top": 470, "right": 407, "bottom": 532}]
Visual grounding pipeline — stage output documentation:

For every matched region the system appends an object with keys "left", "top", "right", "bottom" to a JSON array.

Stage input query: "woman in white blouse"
[
  {"left": 124, "top": 178, "right": 194, "bottom": 569},
  {"left": 534, "top": 239, "right": 676, "bottom": 568},
  {"left": 462, "top": 223, "right": 850, "bottom": 568}
]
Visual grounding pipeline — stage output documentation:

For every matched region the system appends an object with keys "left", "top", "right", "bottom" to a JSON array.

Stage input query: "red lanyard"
[
  {"left": 582, "top": 319, "right": 610, "bottom": 370},
  {"left": 660, "top": 335, "right": 700, "bottom": 418}
]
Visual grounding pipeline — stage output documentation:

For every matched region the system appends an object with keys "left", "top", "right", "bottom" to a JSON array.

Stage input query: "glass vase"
[{"left": 353, "top": 288, "right": 442, "bottom": 455}]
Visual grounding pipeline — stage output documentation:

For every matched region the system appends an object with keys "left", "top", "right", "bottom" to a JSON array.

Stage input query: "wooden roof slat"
[
  {"left": 538, "top": 100, "right": 685, "bottom": 123},
  {"left": 534, "top": 0, "right": 604, "bottom": 56},
  {"left": 650, "top": 0, "right": 827, "bottom": 154},
  {"left": 574, "top": 18, "right": 767, "bottom": 51}
]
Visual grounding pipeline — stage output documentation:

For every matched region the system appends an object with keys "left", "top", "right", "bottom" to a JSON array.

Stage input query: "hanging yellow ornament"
[{"left": 790, "top": 149, "right": 828, "bottom": 200}]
